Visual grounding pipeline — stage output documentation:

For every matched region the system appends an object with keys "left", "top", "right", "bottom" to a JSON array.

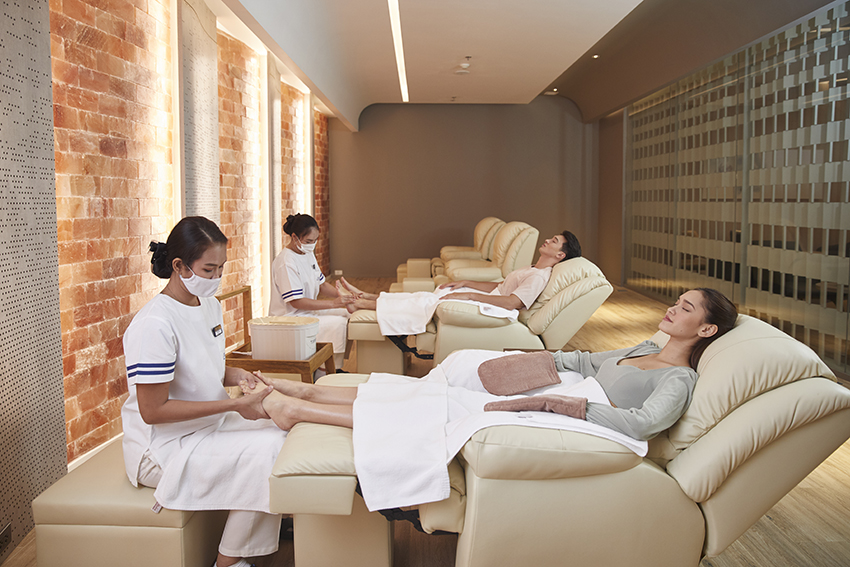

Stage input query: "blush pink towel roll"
[
  {"left": 477, "top": 351, "right": 561, "bottom": 395},
  {"left": 483, "top": 395, "right": 587, "bottom": 420}
]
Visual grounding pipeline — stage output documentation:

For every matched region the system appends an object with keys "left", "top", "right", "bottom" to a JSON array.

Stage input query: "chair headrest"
[
  {"left": 520, "top": 257, "right": 609, "bottom": 332},
  {"left": 490, "top": 222, "right": 533, "bottom": 267},
  {"left": 473, "top": 217, "right": 502, "bottom": 251},
  {"left": 655, "top": 314, "right": 835, "bottom": 450}
]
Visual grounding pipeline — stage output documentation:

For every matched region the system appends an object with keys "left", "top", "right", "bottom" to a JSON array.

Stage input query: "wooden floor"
[{"left": 4, "top": 283, "right": 849, "bottom": 567}]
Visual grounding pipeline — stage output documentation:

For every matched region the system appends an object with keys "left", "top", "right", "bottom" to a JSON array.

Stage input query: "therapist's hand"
[
  {"left": 234, "top": 384, "right": 272, "bottom": 420},
  {"left": 333, "top": 295, "right": 356, "bottom": 308}
]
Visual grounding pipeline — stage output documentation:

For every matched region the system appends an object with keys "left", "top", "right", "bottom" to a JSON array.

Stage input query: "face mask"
[
  {"left": 297, "top": 238, "right": 317, "bottom": 253},
  {"left": 180, "top": 267, "right": 221, "bottom": 297}
]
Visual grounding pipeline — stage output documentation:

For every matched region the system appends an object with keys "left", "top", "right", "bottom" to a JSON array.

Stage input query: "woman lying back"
[{"left": 240, "top": 288, "right": 737, "bottom": 440}]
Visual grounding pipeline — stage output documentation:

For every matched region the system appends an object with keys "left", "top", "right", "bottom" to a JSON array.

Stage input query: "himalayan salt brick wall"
[
  {"left": 280, "top": 82, "right": 304, "bottom": 222},
  {"left": 313, "top": 110, "right": 330, "bottom": 273},
  {"left": 217, "top": 31, "right": 263, "bottom": 348},
  {"left": 50, "top": 0, "right": 174, "bottom": 461}
]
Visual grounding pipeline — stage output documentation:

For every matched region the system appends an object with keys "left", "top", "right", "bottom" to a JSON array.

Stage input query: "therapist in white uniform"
[
  {"left": 269, "top": 213, "right": 353, "bottom": 369},
  {"left": 121, "top": 216, "right": 286, "bottom": 567}
]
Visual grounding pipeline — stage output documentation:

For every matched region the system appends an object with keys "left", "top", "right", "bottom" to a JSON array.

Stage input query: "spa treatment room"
[{"left": 2, "top": 0, "right": 850, "bottom": 566}]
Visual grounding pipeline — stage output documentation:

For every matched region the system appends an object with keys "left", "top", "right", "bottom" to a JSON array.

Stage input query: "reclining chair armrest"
[
  {"left": 402, "top": 278, "right": 436, "bottom": 292},
  {"left": 406, "top": 258, "right": 432, "bottom": 279},
  {"left": 460, "top": 425, "right": 642, "bottom": 481},
  {"left": 435, "top": 301, "right": 515, "bottom": 329},
  {"left": 446, "top": 266, "right": 503, "bottom": 282}
]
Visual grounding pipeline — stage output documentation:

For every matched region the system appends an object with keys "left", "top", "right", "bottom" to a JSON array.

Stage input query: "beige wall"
[
  {"left": 328, "top": 96, "right": 598, "bottom": 277},
  {"left": 597, "top": 110, "right": 625, "bottom": 284}
]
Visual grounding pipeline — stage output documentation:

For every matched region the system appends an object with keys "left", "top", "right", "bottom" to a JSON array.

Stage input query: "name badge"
[{"left": 212, "top": 324, "right": 223, "bottom": 337}]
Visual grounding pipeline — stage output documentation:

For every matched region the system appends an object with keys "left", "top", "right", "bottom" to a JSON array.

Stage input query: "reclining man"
[{"left": 337, "top": 231, "right": 582, "bottom": 337}]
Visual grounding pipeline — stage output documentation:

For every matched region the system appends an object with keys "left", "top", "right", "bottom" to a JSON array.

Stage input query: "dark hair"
[
  {"left": 149, "top": 216, "right": 228, "bottom": 279},
  {"left": 283, "top": 213, "right": 319, "bottom": 239},
  {"left": 689, "top": 288, "right": 738, "bottom": 370},
  {"left": 559, "top": 231, "right": 582, "bottom": 262}
]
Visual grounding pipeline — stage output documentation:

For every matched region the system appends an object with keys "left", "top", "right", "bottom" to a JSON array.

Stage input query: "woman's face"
[
  {"left": 658, "top": 289, "right": 716, "bottom": 340},
  {"left": 183, "top": 244, "right": 227, "bottom": 279},
  {"left": 296, "top": 227, "right": 320, "bottom": 246}
]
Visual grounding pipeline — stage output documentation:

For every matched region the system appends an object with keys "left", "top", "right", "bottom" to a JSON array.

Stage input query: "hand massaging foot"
[{"left": 239, "top": 379, "right": 300, "bottom": 431}]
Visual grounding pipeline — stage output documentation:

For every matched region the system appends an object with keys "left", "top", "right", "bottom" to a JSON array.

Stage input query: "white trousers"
[{"left": 139, "top": 451, "right": 281, "bottom": 558}]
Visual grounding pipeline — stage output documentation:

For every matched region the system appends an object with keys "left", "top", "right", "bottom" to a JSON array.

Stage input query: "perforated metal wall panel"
[
  {"left": 180, "top": 0, "right": 220, "bottom": 223},
  {"left": 0, "top": 0, "right": 67, "bottom": 560}
]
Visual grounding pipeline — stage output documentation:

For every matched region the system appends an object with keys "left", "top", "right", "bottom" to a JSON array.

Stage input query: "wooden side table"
[
  {"left": 217, "top": 285, "right": 336, "bottom": 383},
  {"left": 226, "top": 342, "right": 335, "bottom": 383}
]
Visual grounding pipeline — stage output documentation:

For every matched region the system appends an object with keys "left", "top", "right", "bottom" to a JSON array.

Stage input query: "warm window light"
[{"left": 387, "top": 0, "right": 409, "bottom": 102}]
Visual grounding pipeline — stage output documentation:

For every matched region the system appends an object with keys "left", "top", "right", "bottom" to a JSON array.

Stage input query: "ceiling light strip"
[{"left": 387, "top": 0, "right": 409, "bottom": 102}]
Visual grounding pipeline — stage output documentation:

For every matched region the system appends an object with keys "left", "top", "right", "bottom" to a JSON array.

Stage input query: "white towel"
[
  {"left": 352, "top": 372, "right": 450, "bottom": 511},
  {"left": 375, "top": 288, "right": 517, "bottom": 336}
]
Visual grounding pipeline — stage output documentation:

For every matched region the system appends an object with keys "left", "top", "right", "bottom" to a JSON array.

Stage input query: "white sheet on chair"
[
  {"left": 351, "top": 351, "right": 649, "bottom": 512},
  {"left": 375, "top": 288, "right": 517, "bottom": 336}
]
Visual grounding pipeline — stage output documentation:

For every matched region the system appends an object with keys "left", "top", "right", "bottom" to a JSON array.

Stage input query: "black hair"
[
  {"left": 149, "top": 216, "right": 228, "bottom": 279},
  {"left": 688, "top": 288, "right": 738, "bottom": 370},
  {"left": 283, "top": 213, "right": 319, "bottom": 239},
  {"left": 559, "top": 231, "right": 582, "bottom": 262}
]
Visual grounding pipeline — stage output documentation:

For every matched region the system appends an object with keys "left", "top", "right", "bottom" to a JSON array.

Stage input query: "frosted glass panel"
[{"left": 626, "top": 3, "right": 850, "bottom": 374}]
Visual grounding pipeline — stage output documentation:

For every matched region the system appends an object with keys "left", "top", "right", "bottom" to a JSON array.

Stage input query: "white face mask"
[
  {"left": 297, "top": 238, "right": 317, "bottom": 253},
  {"left": 180, "top": 267, "right": 222, "bottom": 297}
]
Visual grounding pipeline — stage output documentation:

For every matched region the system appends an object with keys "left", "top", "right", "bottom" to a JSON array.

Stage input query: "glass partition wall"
[{"left": 626, "top": 2, "right": 850, "bottom": 375}]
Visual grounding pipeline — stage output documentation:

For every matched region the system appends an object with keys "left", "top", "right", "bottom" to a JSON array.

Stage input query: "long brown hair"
[{"left": 689, "top": 288, "right": 738, "bottom": 370}]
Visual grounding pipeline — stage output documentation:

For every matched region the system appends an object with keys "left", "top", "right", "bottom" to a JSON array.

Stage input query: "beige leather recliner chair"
[
  {"left": 269, "top": 314, "right": 850, "bottom": 567},
  {"left": 396, "top": 217, "right": 503, "bottom": 283},
  {"left": 351, "top": 256, "right": 613, "bottom": 374},
  {"left": 441, "top": 221, "right": 539, "bottom": 283}
]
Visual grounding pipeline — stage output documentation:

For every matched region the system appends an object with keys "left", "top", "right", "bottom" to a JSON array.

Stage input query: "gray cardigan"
[{"left": 552, "top": 341, "right": 698, "bottom": 441}]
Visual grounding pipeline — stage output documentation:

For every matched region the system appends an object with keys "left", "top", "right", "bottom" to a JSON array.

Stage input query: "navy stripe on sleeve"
[
  {"left": 281, "top": 288, "right": 303, "bottom": 300},
  {"left": 127, "top": 362, "right": 175, "bottom": 379}
]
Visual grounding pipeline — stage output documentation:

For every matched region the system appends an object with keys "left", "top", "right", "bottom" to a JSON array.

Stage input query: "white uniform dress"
[
  {"left": 269, "top": 247, "right": 349, "bottom": 354},
  {"left": 121, "top": 294, "right": 286, "bottom": 557}
]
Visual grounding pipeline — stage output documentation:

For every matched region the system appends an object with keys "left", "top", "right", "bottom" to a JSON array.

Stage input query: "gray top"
[{"left": 552, "top": 341, "right": 698, "bottom": 441}]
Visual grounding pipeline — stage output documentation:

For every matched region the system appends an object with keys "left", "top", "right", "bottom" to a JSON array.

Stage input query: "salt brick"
[
  {"left": 125, "top": 24, "right": 147, "bottom": 49},
  {"left": 99, "top": 94, "right": 127, "bottom": 118},
  {"left": 65, "top": 41, "right": 97, "bottom": 68},
  {"left": 53, "top": 104, "right": 80, "bottom": 130},
  {"left": 96, "top": 10, "right": 126, "bottom": 39},
  {"left": 79, "top": 67, "right": 111, "bottom": 93},
  {"left": 108, "top": 76, "right": 136, "bottom": 100},
  {"left": 96, "top": 51, "right": 127, "bottom": 78},
  {"left": 50, "top": 11, "right": 78, "bottom": 41}
]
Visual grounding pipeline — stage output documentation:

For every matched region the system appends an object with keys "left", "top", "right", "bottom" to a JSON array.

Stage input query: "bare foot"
[
  {"left": 262, "top": 396, "right": 301, "bottom": 431},
  {"left": 346, "top": 297, "right": 377, "bottom": 313},
  {"left": 335, "top": 279, "right": 357, "bottom": 298},
  {"left": 241, "top": 375, "right": 311, "bottom": 400},
  {"left": 340, "top": 277, "right": 378, "bottom": 301}
]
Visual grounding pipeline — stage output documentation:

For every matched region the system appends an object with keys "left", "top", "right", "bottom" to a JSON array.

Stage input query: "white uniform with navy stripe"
[
  {"left": 269, "top": 247, "right": 349, "bottom": 354},
  {"left": 121, "top": 293, "right": 286, "bottom": 557}
]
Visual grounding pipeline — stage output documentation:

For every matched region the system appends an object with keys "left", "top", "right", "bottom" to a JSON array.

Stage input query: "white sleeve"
[
  {"left": 274, "top": 254, "right": 307, "bottom": 303},
  {"left": 123, "top": 315, "right": 176, "bottom": 385}
]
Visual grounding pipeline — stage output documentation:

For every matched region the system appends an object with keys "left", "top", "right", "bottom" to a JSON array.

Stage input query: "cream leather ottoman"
[
  {"left": 32, "top": 438, "right": 227, "bottom": 567},
  {"left": 269, "top": 375, "right": 393, "bottom": 567},
  {"left": 348, "top": 309, "right": 405, "bottom": 374}
]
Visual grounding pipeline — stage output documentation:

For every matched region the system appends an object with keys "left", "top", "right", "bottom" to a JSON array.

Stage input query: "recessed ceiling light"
[
  {"left": 592, "top": 54, "right": 599, "bottom": 59},
  {"left": 387, "top": 0, "right": 409, "bottom": 102}
]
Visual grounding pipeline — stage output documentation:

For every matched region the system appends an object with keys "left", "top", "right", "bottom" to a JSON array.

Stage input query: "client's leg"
[
  {"left": 255, "top": 374, "right": 358, "bottom": 404},
  {"left": 345, "top": 296, "right": 377, "bottom": 313},
  {"left": 241, "top": 380, "right": 354, "bottom": 430}
]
